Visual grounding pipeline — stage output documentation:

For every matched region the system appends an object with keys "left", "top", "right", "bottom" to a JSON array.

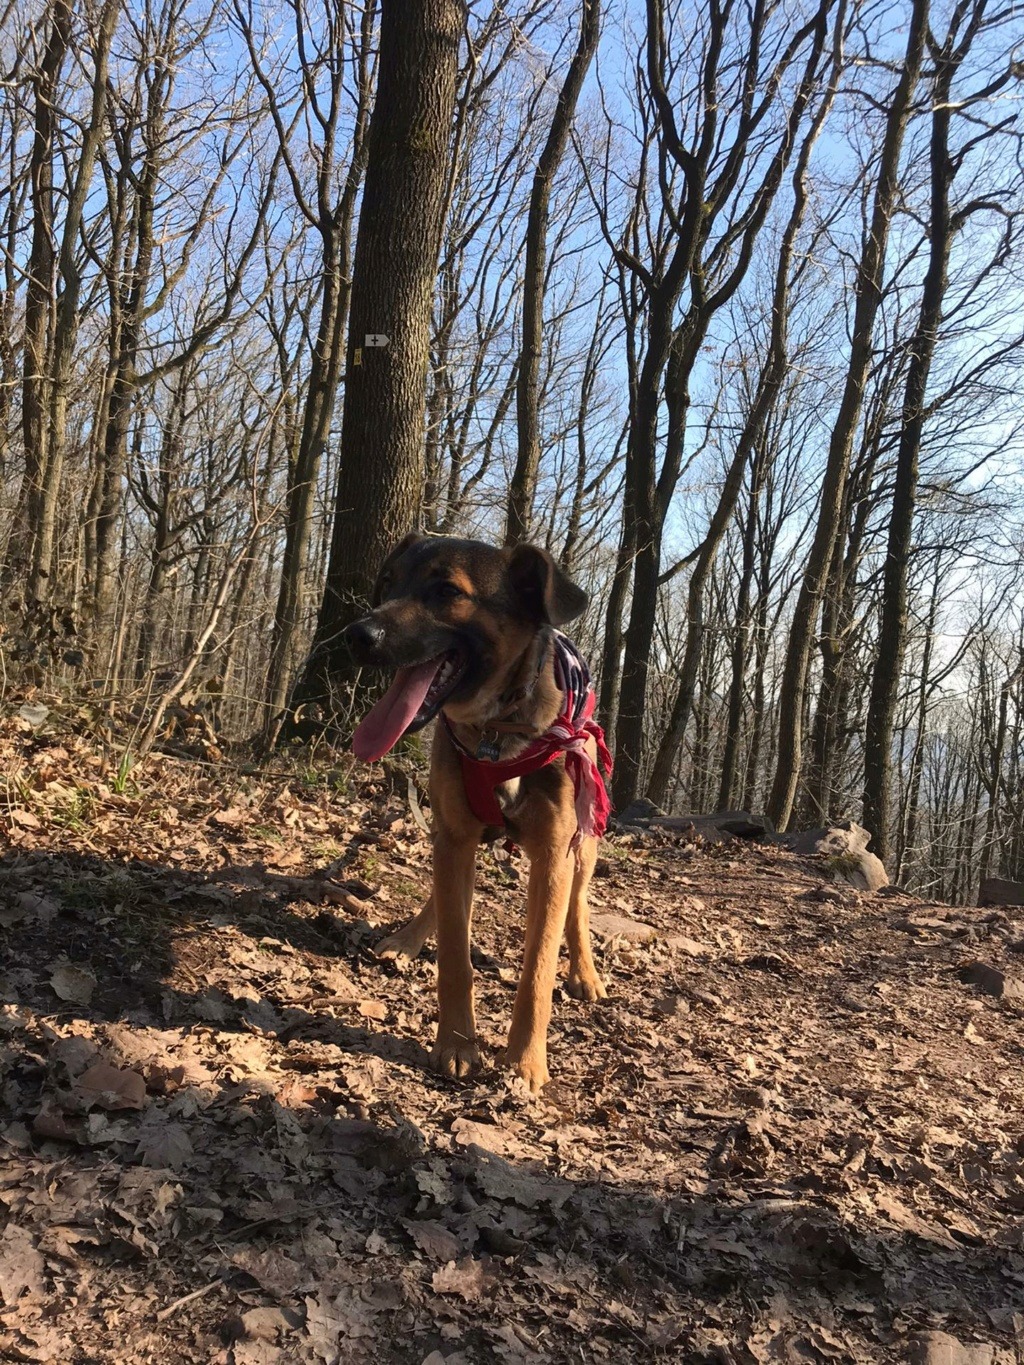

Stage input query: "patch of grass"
[
  {"left": 110, "top": 749, "right": 138, "bottom": 796},
  {"left": 101, "top": 868, "right": 144, "bottom": 907},
  {"left": 359, "top": 852, "right": 381, "bottom": 881},
  {"left": 59, "top": 868, "right": 143, "bottom": 911},
  {"left": 822, "top": 852, "right": 861, "bottom": 876},
  {"left": 310, "top": 841, "right": 344, "bottom": 866},
  {"left": 249, "top": 823, "right": 285, "bottom": 844},
  {"left": 396, "top": 733, "right": 428, "bottom": 764},
  {"left": 327, "top": 767, "right": 353, "bottom": 797},
  {"left": 50, "top": 787, "right": 96, "bottom": 832},
  {"left": 604, "top": 840, "right": 639, "bottom": 862}
]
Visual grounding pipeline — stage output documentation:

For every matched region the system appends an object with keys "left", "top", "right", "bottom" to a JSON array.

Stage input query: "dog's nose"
[{"left": 344, "top": 616, "right": 385, "bottom": 657}]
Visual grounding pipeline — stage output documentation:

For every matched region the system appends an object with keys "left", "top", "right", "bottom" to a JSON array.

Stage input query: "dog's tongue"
[{"left": 351, "top": 659, "right": 442, "bottom": 762}]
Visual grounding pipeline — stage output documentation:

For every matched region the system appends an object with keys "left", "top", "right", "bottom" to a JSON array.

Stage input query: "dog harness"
[{"left": 443, "top": 633, "right": 612, "bottom": 850}]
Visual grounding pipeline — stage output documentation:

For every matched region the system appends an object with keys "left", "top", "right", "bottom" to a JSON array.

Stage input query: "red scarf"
[{"left": 442, "top": 634, "right": 612, "bottom": 851}]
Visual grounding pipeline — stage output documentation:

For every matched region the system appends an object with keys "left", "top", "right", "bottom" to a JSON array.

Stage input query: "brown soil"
[{"left": 1, "top": 702, "right": 1023, "bottom": 1363}]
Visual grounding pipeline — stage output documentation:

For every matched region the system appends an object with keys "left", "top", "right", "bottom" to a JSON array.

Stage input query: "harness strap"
[{"left": 443, "top": 633, "right": 613, "bottom": 849}]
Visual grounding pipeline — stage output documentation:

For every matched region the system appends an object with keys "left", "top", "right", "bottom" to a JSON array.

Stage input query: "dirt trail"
[{"left": 1, "top": 709, "right": 1023, "bottom": 1363}]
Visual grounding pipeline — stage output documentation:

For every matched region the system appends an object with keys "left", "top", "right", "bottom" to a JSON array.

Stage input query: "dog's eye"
[{"left": 432, "top": 581, "right": 463, "bottom": 602}]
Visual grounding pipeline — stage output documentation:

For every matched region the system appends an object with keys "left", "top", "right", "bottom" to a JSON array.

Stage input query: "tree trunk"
[
  {"left": 262, "top": 0, "right": 376, "bottom": 744},
  {"left": 862, "top": 35, "right": 957, "bottom": 863},
  {"left": 610, "top": 317, "right": 676, "bottom": 805},
  {"left": 645, "top": 59, "right": 835, "bottom": 808},
  {"left": 135, "top": 380, "right": 186, "bottom": 681},
  {"left": 92, "top": 123, "right": 159, "bottom": 648},
  {"left": 18, "top": 0, "right": 71, "bottom": 603},
  {"left": 611, "top": 0, "right": 833, "bottom": 810},
  {"left": 27, "top": 0, "right": 117, "bottom": 608},
  {"left": 977, "top": 661, "right": 1018, "bottom": 884},
  {"left": 742, "top": 586, "right": 772, "bottom": 811},
  {"left": 894, "top": 565, "right": 940, "bottom": 884},
  {"left": 292, "top": 0, "right": 463, "bottom": 724},
  {"left": 766, "top": 0, "right": 927, "bottom": 831},
  {"left": 263, "top": 260, "right": 345, "bottom": 731},
  {"left": 0, "top": 111, "right": 25, "bottom": 493},
  {"left": 801, "top": 441, "right": 877, "bottom": 826},
  {"left": 717, "top": 442, "right": 765, "bottom": 810},
  {"left": 597, "top": 516, "right": 634, "bottom": 744},
  {"left": 505, "top": 0, "right": 601, "bottom": 545}
]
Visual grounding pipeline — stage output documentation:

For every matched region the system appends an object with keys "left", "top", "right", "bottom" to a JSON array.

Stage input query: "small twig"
[{"left": 154, "top": 1278, "right": 223, "bottom": 1322}]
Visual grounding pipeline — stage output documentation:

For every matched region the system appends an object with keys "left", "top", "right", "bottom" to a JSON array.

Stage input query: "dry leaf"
[
  {"left": 339, "top": 1058, "right": 384, "bottom": 1100},
  {"left": 431, "top": 1256, "right": 496, "bottom": 1301},
  {"left": 0, "top": 1004, "right": 32, "bottom": 1033},
  {"left": 75, "top": 1061, "right": 147, "bottom": 1111},
  {"left": 32, "top": 1098, "right": 79, "bottom": 1142},
  {"left": 471, "top": 1151, "right": 571, "bottom": 1210},
  {"left": 8, "top": 808, "right": 42, "bottom": 829},
  {"left": 0, "top": 1225, "right": 45, "bottom": 1305},
  {"left": 238, "top": 1305, "right": 304, "bottom": 1342},
  {"left": 233, "top": 1343, "right": 287, "bottom": 1365},
  {"left": 194, "top": 988, "right": 232, "bottom": 1022},
  {"left": 0, "top": 890, "right": 58, "bottom": 927},
  {"left": 909, "top": 1331, "right": 995, "bottom": 1364},
  {"left": 49, "top": 960, "right": 96, "bottom": 1005},
  {"left": 211, "top": 806, "right": 249, "bottom": 827},
  {"left": 402, "top": 1218, "right": 461, "bottom": 1262},
  {"left": 233, "top": 1248, "right": 306, "bottom": 1298},
  {"left": 276, "top": 1078, "right": 318, "bottom": 1107},
  {"left": 17, "top": 703, "right": 50, "bottom": 728},
  {"left": 873, "top": 1193, "right": 958, "bottom": 1250},
  {"left": 135, "top": 1120, "right": 193, "bottom": 1168}
]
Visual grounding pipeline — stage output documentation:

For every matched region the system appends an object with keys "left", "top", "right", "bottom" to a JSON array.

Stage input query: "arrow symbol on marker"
[{"left": 365, "top": 333, "right": 390, "bottom": 348}]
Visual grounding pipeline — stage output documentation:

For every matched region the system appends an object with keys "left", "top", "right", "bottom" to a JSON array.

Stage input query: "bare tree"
[
  {"left": 17, "top": 0, "right": 117, "bottom": 612},
  {"left": 504, "top": 0, "right": 601, "bottom": 545},
  {"left": 862, "top": 0, "right": 1022, "bottom": 860},
  {"left": 645, "top": 20, "right": 845, "bottom": 807},
  {"left": 592, "top": 0, "right": 837, "bottom": 809},
  {"left": 767, "top": 0, "right": 929, "bottom": 831},
  {"left": 233, "top": 0, "right": 378, "bottom": 743},
  {"left": 292, "top": 0, "right": 464, "bottom": 723}
]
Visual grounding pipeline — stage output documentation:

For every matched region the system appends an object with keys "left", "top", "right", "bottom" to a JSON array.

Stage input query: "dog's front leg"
[
  {"left": 431, "top": 830, "right": 481, "bottom": 1079},
  {"left": 503, "top": 827, "right": 575, "bottom": 1093},
  {"left": 375, "top": 894, "right": 436, "bottom": 960},
  {"left": 564, "top": 836, "right": 607, "bottom": 1001}
]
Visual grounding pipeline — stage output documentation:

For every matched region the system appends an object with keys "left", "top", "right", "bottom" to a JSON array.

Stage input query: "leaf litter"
[{"left": 0, "top": 702, "right": 1023, "bottom": 1361}]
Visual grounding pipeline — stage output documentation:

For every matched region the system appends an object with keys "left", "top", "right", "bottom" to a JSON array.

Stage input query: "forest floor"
[{"left": 1, "top": 696, "right": 1024, "bottom": 1364}]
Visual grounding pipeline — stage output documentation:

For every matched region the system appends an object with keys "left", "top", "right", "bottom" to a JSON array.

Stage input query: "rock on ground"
[
  {"left": 784, "top": 819, "right": 890, "bottom": 892},
  {"left": 978, "top": 876, "right": 1024, "bottom": 908}
]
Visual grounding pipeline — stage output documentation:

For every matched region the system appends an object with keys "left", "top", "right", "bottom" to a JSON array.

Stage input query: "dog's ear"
[
  {"left": 371, "top": 532, "right": 423, "bottom": 605},
  {"left": 507, "top": 544, "right": 588, "bottom": 626}
]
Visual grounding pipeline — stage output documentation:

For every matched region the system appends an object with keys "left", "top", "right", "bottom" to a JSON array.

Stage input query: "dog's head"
[{"left": 345, "top": 534, "right": 587, "bottom": 761}]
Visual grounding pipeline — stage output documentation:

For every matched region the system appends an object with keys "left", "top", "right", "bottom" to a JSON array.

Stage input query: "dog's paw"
[
  {"left": 502, "top": 1046, "right": 549, "bottom": 1094},
  {"left": 565, "top": 970, "right": 607, "bottom": 1002},
  {"left": 375, "top": 924, "right": 428, "bottom": 961},
  {"left": 431, "top": 1035, "right": 482, "bottom": 1080}
]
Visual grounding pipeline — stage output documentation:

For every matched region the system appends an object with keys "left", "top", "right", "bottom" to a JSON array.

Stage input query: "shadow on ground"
[{"left": 2, "top": 846, "right": 1022, "bottom": 1363}]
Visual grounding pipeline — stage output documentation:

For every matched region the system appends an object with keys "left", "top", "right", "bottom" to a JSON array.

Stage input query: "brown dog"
[{"left": 344, "top": 534, "right": 609, "bottom": 1093}]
